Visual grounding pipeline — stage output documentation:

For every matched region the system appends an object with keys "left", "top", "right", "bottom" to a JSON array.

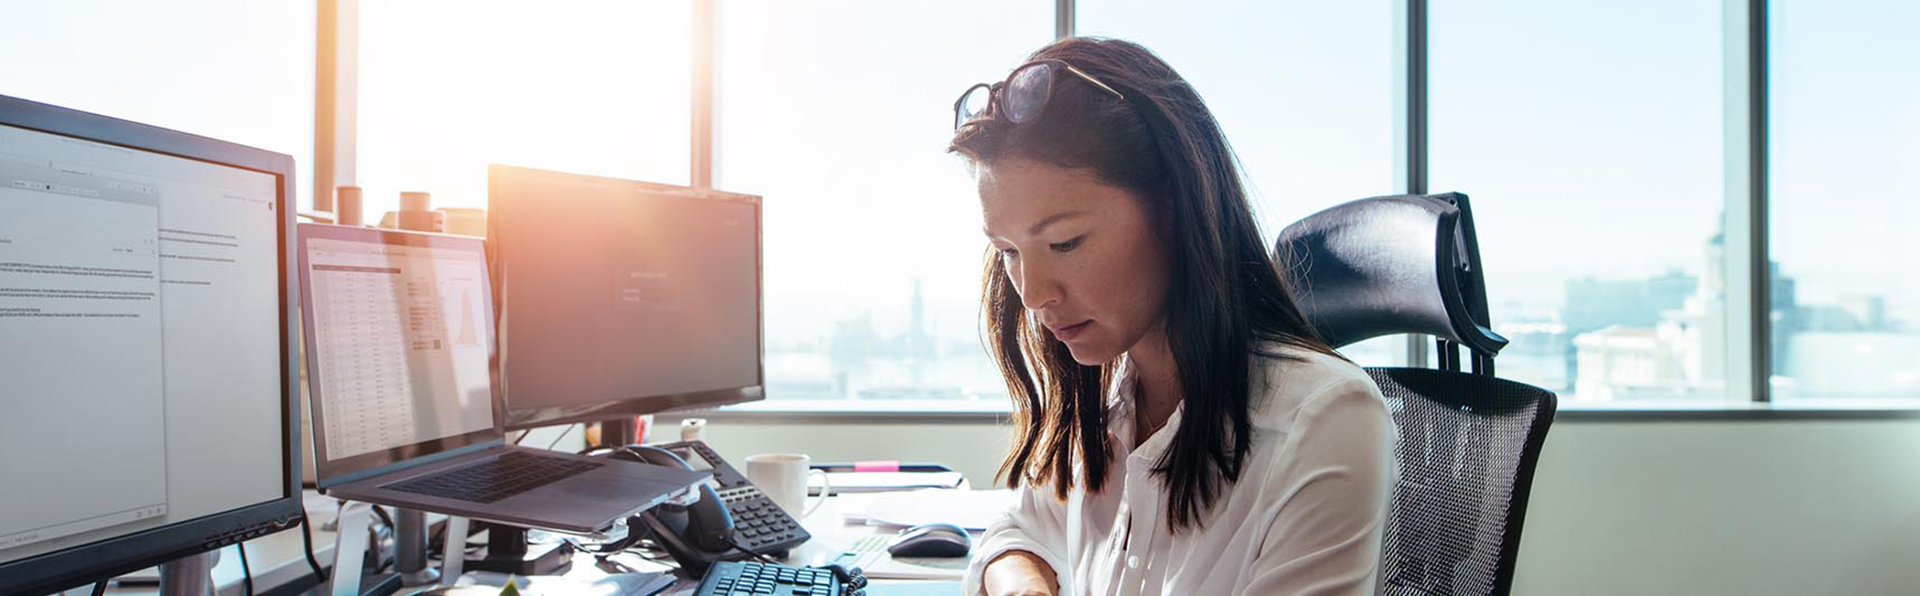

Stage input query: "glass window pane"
[
  {"left": 718, "top": 1, "right": 1051, "bottom": 405},
  {"left": 1769, "top": 0, "right": 1920, "bottom": 400},
  {"left": 0, "top": 1, "right": 315, "bottom": 209},
  {"left": 1078, "top": 0, "right": 1403, "bottom": 366},
  {"left": 357, "top": 0, "right": 690, "bottom": 219},
  {"left": 1432, "top": 0, "right": 1728, "bottom": 403}
]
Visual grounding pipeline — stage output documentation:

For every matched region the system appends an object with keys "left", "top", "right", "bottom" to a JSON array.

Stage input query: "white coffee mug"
[{"left": 744, "top": 453, "right": 830, "bottom": 519}]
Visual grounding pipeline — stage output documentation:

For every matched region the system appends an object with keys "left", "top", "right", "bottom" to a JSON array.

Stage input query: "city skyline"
[{"left": 763, "top": 216, "right": 1919, "bottom": 404}]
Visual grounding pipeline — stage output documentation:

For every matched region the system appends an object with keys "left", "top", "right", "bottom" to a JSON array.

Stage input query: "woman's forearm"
[{"left": 983, "top": 549, "right": 1060, "bottom": 596}]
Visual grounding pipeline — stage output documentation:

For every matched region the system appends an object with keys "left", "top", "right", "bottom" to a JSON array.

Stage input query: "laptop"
[{"left": 296, "top": 223, "right": 707, "bottom": 534}]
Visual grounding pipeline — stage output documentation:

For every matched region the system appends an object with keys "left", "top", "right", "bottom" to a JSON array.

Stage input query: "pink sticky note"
[{"left": 854, "top": 460, "right": 899, "bottom": 473}]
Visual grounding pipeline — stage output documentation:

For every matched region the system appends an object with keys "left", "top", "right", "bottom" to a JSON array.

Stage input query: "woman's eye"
[
  {"left": 1049, "top": 236, "right": 1084, "bottom": 252},
  {"left": 997, "top": 247, "right": 1019, "bottom": 259}
]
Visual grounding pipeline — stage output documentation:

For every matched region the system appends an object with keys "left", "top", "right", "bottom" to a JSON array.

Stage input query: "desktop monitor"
[
  {"left": 0, "top": 95, "right": 303, "bottom": 593},
  {"left": 486, "top": 165, "right": 764, "bottom": 430}
]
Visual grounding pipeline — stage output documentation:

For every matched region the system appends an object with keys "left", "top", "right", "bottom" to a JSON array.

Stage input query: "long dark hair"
[{"left": 950, "top": 37, "right": 1338, "bottom": 532}]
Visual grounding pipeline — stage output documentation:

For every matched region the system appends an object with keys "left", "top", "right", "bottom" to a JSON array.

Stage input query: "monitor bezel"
[
  {"left": 0, "top": 94, "right": 304, "bottom": 594},
  {"left": 295, "top": 223, "right": 508, "bottom": 489},
  {"left": 486, "top": 164, "right": 767, "bottom": 431}
]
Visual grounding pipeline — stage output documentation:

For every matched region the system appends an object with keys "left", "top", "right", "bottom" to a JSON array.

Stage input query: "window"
[
  {"left": 322, "top": 2, "right": 1915, "bottom": 413},
  {"left": 717, "top": 0, "right": 1052, "bottom": 406},
  {"left": 1768, "top": 0, "right": 1920, "bottom": 400},
  {"left": 0, "top": 1, "right": 315, "bottom": 209},
  {"left": 356, "top": 0, "right": 690, "bottom": 219},
  {"left": 1078, "top": 0, "right": 1405, "bottom": 366},
  {"left": 1431, "top": 0, "right": 1728, "bottom": 403}
]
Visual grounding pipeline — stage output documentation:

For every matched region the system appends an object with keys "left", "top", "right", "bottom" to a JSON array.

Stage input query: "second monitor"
[{"left": 488, "top": 165, "right": 764, "bottom": 430}]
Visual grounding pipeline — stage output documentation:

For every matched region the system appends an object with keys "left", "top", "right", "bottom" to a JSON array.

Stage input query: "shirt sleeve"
[
  {"left": 963, "top": 480, "right": 1074, "bottom": 596},
  {"left": 1239, "top": 377, "right": 1398, "bottom": 596}
]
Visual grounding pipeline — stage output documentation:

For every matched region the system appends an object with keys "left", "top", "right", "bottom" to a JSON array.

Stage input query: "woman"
[{"left": 951, "top": 38, "right": 1397, "bottom": 596}]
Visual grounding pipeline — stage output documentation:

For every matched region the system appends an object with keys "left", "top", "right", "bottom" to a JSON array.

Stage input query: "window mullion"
[
  {"left": 693, "top": 0, "right": 719, "bottom": 189},
  {"left": 1722, "top": 0, "right": 1770, "bottom": 403},
  {"left": 1396, "top": 0, "right": 1429, "bottom": 368},
  {"left": 1057, "top": 0, "right": 1075, "bottom": 40}
]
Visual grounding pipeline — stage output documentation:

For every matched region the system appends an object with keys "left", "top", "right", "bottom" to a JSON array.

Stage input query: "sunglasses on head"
[{"left": 953, "top": 59, "right": 1127, "bottom": 130}]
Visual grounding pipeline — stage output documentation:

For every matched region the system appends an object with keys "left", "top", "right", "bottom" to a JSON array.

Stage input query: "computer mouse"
[{"left": 886, "top": 522, "right": 972, "bottom": 558}]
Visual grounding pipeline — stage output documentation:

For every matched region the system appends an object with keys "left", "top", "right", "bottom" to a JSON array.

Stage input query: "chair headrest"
[{"left": 1276, "top": 193, "right": 1507, "bottom": 355}]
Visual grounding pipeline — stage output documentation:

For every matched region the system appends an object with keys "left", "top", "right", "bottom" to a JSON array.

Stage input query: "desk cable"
[
  {"left": 543, "top": 424, "right": 580, "bottom": 451},
  {"left": 298, "top": 511, "right": 327, "bottom": 585}
]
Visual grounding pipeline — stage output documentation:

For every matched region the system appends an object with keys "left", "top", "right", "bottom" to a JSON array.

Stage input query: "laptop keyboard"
[{"left": 384, "top": 451, "right": 604, "bottom": 504}]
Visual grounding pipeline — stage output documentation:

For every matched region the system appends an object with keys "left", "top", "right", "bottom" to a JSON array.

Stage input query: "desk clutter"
[
  {"left": 0, "top": 93, "right": 984, "bottom": 596},
  {"left": 286, "top": 442, "right": 987, "bottom": 594}
]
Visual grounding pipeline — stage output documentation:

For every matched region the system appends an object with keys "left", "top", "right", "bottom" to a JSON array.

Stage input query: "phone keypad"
[{"left": 723, "top": 489, "right": 809, "bottom": 552}]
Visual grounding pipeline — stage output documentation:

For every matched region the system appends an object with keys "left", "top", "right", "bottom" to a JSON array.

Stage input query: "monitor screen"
[
  {"left": 488, "top": 165, "right": 764, "bottom": 429},
  {"left": 298, "top": 225, "right": 502, "bottom": 485},
  {"left": 0, "top": 96, "right": 297, "bottom": 592}
]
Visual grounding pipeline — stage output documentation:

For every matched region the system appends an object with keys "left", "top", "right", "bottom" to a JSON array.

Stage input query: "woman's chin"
[{"left": 1062, "top": 340, "right": 1118, "bottom": 367}]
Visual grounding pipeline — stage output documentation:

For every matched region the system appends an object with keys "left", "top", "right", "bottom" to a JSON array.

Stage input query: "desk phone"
[
  {"left": 657, "top": 440, "right": 812, "bottom": 554},
  {"left": 616, "top": 441, "right": 812, "bottom": 577}
]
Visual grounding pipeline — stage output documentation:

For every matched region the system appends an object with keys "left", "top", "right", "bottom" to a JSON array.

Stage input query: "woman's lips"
[{"left": 1050, "top": 320, "right": 1092, "bottom": 341}]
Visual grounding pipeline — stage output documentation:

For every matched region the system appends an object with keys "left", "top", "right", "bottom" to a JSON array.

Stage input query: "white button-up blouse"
[{"left": 962, "top": 344, "right": 1397, "bottom": 596}]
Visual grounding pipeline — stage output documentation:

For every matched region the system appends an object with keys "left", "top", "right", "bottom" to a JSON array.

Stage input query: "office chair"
[{"left": 1275, "top": 192, "right": 1556, "bottom": 596}]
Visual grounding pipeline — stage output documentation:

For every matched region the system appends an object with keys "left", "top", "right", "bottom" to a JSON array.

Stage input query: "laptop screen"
[{"left": 297, "top": 224, "right": 503, "bottom": 486}]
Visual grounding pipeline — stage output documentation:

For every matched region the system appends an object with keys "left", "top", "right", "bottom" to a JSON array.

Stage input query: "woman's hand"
[{"left": 982, "top": 549, "right": 1060, "bottom": 596}]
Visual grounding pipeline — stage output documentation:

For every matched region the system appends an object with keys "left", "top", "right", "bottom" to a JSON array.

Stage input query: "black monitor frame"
[
  {"left": 486, "top": 164, "right": 766, "bottom": 431},
  {"left": 0, "top": 94, "right": 304, "bottom": 594}
]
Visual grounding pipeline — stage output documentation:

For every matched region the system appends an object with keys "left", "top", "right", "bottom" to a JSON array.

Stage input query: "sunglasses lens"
[
  {"left": 958, "top": 85, "right": 994, "bottom": 126},
  {"left": 1005, "top": 63, "right": 1054, "bottom": 123}
]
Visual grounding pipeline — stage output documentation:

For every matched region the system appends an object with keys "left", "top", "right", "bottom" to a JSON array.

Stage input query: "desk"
[
  {"left": 514, "top": 491, "right": 958, "bottom": 594},
  {"left": 77, "top": 490, "right": 962, "bottom": 595}
]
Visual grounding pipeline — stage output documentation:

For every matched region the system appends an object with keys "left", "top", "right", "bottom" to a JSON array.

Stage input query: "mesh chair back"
[{"left": 1371, "top": 367, "right": 1555, "bottom": 596}]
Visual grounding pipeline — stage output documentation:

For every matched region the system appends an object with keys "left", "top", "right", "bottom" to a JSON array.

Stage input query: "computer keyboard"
[
  {"left": 695, "top": 561, "right": 867, "bottom": 596},
  {"left": 384, "top": 451, "right": 603, "bottom": 504}
]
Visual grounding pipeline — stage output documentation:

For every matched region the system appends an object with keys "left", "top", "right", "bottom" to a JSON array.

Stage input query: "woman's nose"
[{"left": 1015, "top": 262, "right": 1063, "bottom": 311}]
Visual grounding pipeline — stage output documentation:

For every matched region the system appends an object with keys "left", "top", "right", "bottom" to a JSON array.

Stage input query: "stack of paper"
[
  {"left": 808, "top": 471, "right": 966, "bottom": 495},
  {"left": 861, "top": 489, "right": 1015, "bottom": 531}
]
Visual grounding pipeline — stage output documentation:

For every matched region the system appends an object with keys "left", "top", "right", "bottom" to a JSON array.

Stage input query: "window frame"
[{"left": 313, "top": 0, "right": 1915, "bottom": 417}]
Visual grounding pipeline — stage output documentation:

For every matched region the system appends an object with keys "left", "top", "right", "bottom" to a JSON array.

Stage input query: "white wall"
[
  {"left": 1512, "top": 419, "right": 1920, "bottom": 595},
  {"left": 657, "top": 414, "right": 1920, "bottom": 595}
]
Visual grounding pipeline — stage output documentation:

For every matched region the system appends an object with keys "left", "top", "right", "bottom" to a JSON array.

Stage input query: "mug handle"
[{"left": 802, "top": 469, "right": 831, "bottom": 519}]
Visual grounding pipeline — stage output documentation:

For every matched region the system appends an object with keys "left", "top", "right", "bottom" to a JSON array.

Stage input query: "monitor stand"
[
  {"left": 462, "top": 522, "right": 573, "bottom": 576},
  {"left": 328, "top": 501, "right": 404, "bottom": 596},
  {"left": 157, "top": 550, "right": 217, "bottom": 596},
  {"left": 594, "top": 418, "right": 642, "bottom": 449},
  {"left": 394, "top": 508, "right": 441, "bottom": 586}
]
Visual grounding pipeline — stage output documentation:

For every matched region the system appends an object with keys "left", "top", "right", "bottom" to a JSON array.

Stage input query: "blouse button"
[{"left": 1127, "top": 555, "right": 1140, "bottom": 569}]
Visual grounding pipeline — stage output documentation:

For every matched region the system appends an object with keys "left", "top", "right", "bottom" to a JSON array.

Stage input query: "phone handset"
[{"left": 611, "top": 445, "right": 737, "bottom": 576}]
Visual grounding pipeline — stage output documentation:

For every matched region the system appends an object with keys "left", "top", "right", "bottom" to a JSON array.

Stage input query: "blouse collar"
[{"left": 1105, "top": 354, "right": 1185, "bottom": 459}]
